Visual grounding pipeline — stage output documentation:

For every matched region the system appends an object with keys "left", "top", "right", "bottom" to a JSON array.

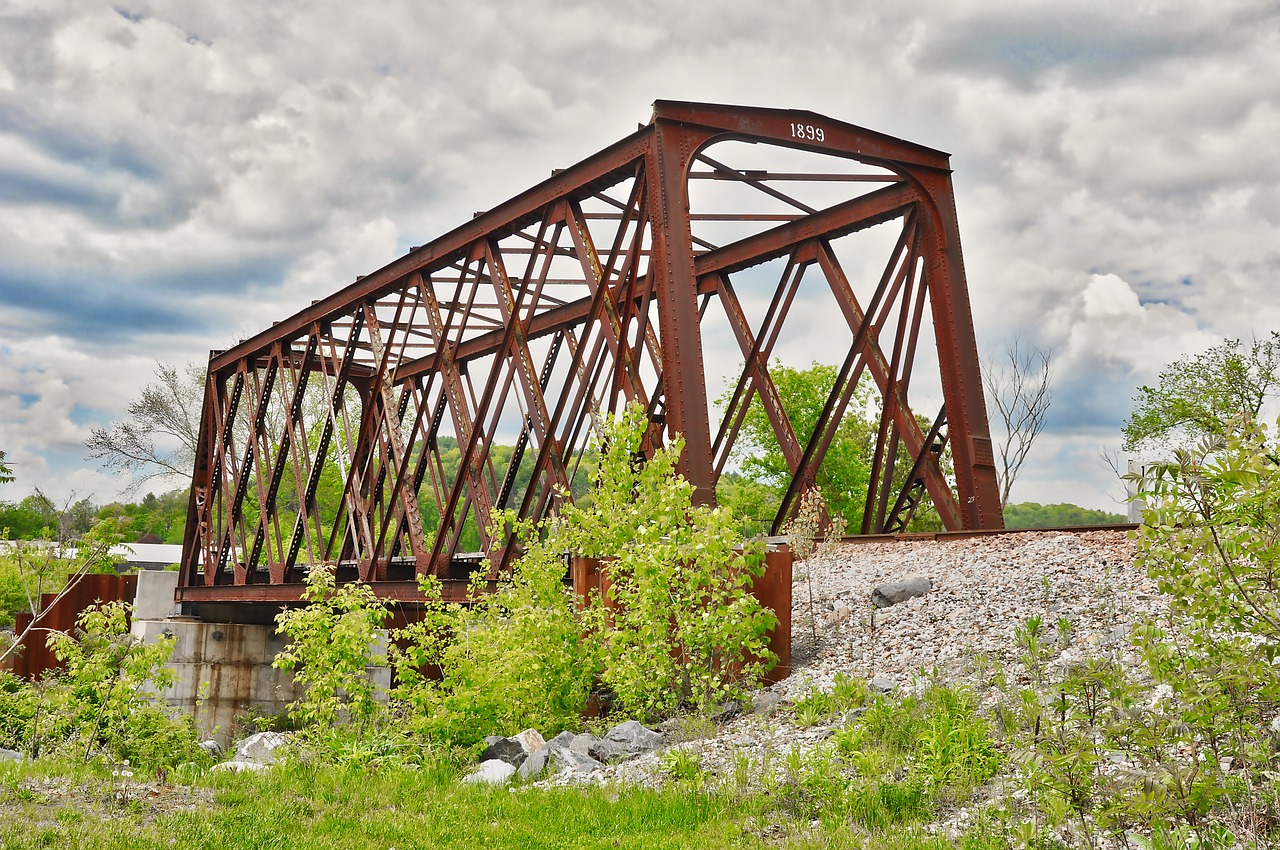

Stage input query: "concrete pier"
[{"left": 131, "top": 572, "right": 303, "bottom": 744}]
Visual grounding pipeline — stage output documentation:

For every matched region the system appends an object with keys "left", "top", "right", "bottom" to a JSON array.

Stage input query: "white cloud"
[{"left": 0, "top": 0, "right": 1277, "bottom": 515}]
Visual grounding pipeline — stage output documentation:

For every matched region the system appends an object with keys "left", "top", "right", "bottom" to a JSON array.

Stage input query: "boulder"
[
  {"left": 198, "top": 740, "right": 224, "bottom": 759},
  {"left": 463, "top": 759, "right": 516, "bottom": 785},
  {"left": 234, "top": 731, "right": 290, "bottom": 765},
  {"left": 478, "top": 728, "right": 546, "bottom": 768},
  {"left": 602, "top": 720, "right": 662, "bottom": 757},
  {"left": 547, "top": 731, "right": 603, "bottom": 773},
  {"left": 548, "top": 730, "right": 576, "bottom": 748},
  {"left": 871, "top": 577, "right": 932, "bottom": 609},
  {"left": 569, "top": 733, "right": 597, "bottom": 756},
  {"left": 868, "top": 676, "right": 896, "bottom": 695},
  {"left": 0, "top": 748, "right": 24, "bottom": 762},
  {"left": 586, "top": 736, "right": 629, "bottom": 764},
  {"left": 516, "top": 745, "right": 550, "bottom": 780}
]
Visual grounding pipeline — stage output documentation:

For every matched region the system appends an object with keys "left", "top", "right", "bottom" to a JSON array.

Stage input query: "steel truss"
[{"left": 178, "top": 101, "right": 1003, "bottom": 606}]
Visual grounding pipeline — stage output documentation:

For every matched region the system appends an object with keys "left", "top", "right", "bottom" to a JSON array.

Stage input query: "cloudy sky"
[{"left": 0, "top": 0, "right": 1277, "bottom": 513}]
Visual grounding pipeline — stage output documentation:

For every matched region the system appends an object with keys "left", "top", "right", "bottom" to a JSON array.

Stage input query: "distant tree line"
[
  {"left": 1003, "top": 501, "right": 1125, "bottom": 529},
  {"left": 0, "top": 489, "right": 186, "bottom": 544}
]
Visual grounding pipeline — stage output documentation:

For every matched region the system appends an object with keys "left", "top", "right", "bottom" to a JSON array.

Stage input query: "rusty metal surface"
[
  {"left": 11, "top": 573, "right": 138, "bottom": 680},
  {"left": 180, "top": 101, "right": 1003, "bottom": 605},
  {"left": 837, "top": 523, "right": 1139, "bottom": 545},
  {"left": 570, "top": 546, "right": 793, "bottom": 686}
]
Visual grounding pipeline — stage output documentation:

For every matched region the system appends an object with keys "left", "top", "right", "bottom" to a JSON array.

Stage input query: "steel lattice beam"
[{"left": 178, "top": 101, "right": 1003, "bottom": 606}]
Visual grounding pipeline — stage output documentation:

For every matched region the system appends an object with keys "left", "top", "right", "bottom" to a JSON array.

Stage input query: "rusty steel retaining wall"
[
  {"left": 571, "top": 544, "right": 793, "bottom": 685},
  {"left": 9, "top": 573, "right": 139, "bottom": 679}
]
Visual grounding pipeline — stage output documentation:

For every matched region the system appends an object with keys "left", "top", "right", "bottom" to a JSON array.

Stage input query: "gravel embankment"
[
  {"left": 571, "top": 529, "right": 1161, "bottom": 790},
  {"left": 783, "top": 529, "right": 1159, "bottom": 697}
]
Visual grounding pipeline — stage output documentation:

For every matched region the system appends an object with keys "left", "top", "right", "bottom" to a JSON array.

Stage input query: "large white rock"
[
  {"left": 463, "top": 759, "right": 517, "bottom": 785},
  {"left": 234, "top": 731, "right": 290, "bottom": 765},
  {"left": 210, "top": 760, "right": 268, "bottom": 773}
]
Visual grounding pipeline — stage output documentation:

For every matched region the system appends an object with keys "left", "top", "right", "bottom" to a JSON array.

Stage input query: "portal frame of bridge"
[{"left": 178, "top": 101, "right": 1003, "bottom": 607}]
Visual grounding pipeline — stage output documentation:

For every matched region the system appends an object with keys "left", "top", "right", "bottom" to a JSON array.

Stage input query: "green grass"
[
  {"left": 0, "top": 755, "right": 1006, "bottom": 850},
  {"left": 0, "top": 760, "right": 740, "bottom": 850},
  {"left": 0, "top": 681, "right": 1013, "bottom": 849}
]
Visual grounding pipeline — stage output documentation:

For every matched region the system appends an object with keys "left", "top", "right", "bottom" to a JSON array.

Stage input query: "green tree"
[
  {"left": 1123, "top": 332, "right": 1280, "bottom": 455},
  {"left": 717, "top": 361, "right": 876, "bottom": 531},
  {"left": 0, "top": 450, "right": 13, "bottom": 485},
  {"left": 1003, "top": 501, "right": 1125, "bottom": 529},
  {"left": 0, "top": 493, "right": 56, "bottom": 540},
  {"left": 97, "top": 488, "right": 190, "bottom": 544}
]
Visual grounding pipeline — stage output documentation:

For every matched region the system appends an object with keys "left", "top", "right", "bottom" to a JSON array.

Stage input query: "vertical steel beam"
[
  {"left": 911, "top": 169, "right": 1003, "bottom": 529},
  {"left": 646, "top": 121, "right": 715, "bottom": 504}
]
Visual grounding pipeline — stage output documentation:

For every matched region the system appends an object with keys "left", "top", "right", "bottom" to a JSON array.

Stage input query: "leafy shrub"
[
  {"left": 914, "top": 685, "right": 1002, "bottom": 792},
  {"left": 1122, "top": 419, "right": 1280, "bottom": 841},
  {"left": 793, "top": 673, "right": 869, "bottom": 727},
  {"left": 553, "top": 403, "right": 777, "bottom": 717},
  {"left": 391, "top": 557, "right": 598, "bottom": 749},
  {"left": 0, "top": 601, "right": 204, "bottom": 770},
  {"left": 402, "top": 403, "right": 777, "bottom": 735},
  {"left": 279, "top": 404, "right": 776, "bottom": 754},
  {"left": 273, "top": 566, "right": 391, "bottom": 732}
]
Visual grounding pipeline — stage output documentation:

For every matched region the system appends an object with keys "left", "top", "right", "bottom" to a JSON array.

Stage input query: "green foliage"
[
  {"left": 912, "top": 686, "right": 1002, "bottom": 793},
  {"left": 0, "top": 556, "right": 32, "bottom": 628},
  {"left": 96, "top": 489, "right": 188, "bottom": 544},
  {"left": 1123, "top": 332, "right": 1280, "bottom": 454},
  {"left": 748, "top": 683, "right": 1000, "bottom": 834},
  {"left": 273, "top": 565, "right": 391, "bottom": 732},
  {"left": 0, "top": 602, "right": 203, "bottom": 770},
  {"left": 391, "top": 555, "right": 598, "bottom": 749},
  {"left": 792, "top": 673, "right": 869, "bottom": 727},
  {"left": 1002, "top": 501, "right": 1125, "bottom": 528},
  {"left": 277, "top": 404, "right": 775, "bottom": 753},
  {"left": 0, "top": 449, "right": 12, "bottom": 485},
  {"left": 971, "top": 432, "right": 1280, "bottom": 847},
  {"left": 716, "top": 360, "right": 952, "bottom": 534},
  {"left": 1121, "top": 417, "right": 1280, "bottom": 837},
  {"left": 659, "top": 747, "right": 706, "bottom": 785},
  {"left": 1013, "top": 615, "right": 1049, "bottom": 684},
  {"left": 717, "top": 361, "right": 876, "bottom": 531},
  {"left": 0, "top": 517, "right": 130, "bottom": 630},
  {"left": 553, "top": 404, "right": 777, "bottom": 717},
  {"left": 0, "top": 492, "right": 60, "bottom": 540},
  {"left": 713, "top": 473, "right": 778, "bottom": 537}
]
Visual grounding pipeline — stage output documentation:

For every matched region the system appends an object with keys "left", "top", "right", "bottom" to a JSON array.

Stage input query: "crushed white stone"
[
  {"left": 785, "top": 529, "right": 1160, "bottom": 697},
  {"left": 539, "top": 529, "right": 1163, "bottom": 794}
]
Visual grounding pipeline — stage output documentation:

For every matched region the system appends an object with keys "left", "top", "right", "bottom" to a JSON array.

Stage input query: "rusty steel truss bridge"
[{"left": 178, "top": 101, "right": 1004, "bottom": 608}]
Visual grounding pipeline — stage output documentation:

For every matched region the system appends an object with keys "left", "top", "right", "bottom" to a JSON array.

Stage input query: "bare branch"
[
  {"left": 84, "top": 361, "right": 205, "bottom": 494},
  {"left": 983, "top": 337, "right": 1053, "bottom": 506}
]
